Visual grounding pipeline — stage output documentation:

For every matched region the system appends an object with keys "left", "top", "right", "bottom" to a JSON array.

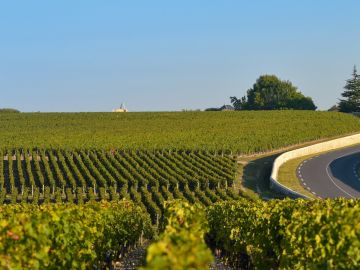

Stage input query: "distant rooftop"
[{"left": 220, "top": 105, "right": 234, "bottom": 111}]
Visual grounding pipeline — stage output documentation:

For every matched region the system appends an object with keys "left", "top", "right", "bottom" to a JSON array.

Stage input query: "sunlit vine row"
[{"left": 0, "top": 149, "right": 239, "bottom": 222}]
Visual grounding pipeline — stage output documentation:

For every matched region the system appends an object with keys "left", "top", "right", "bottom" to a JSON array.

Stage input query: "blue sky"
[{"left": 0, "top": 0, "right": 359, "bottom": 112}]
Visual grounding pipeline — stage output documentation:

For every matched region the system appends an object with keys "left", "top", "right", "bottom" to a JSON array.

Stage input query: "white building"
[{"left": 112, "top": 103, "right": 128, "bottom": 113}]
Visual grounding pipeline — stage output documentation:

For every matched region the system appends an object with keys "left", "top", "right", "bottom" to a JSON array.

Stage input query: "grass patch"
[
  {"left": 239, "top": 154, "right": 285, "bottom": 199},
  {"left": 277, "top": 155, "right": 316, "bottom": 198}
]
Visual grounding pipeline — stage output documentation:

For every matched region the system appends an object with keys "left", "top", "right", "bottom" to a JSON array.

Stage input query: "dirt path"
[
  {"left": 113, "top": 242, "right": 149, "bottom": 270},
  {"left": 110, "top": 241, "right": 232, "bottom": 270}
]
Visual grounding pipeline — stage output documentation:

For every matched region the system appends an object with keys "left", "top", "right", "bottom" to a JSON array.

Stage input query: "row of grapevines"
[
  {"left": 0, "top": 149, "right": 240, "bottom": 223},
  {"left": 207, "top": 198, "right": 360, "bottom": 269},
  {"left": 0, "top": 200, "right": 153, "bottom": 269},
  {"left": 0, "top": 150, "right": 3, "bottom": 190},
  {"left": 143, "top": 200, "right": 213, "bottom": 270},
  {"left": 2, "top": 149, "right": 235, "bottom": 191}
]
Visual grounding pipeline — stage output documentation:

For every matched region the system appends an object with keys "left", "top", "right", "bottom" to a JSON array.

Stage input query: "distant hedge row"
[{"left": 0, "top": 108, "right": 19, "bottom": 113}]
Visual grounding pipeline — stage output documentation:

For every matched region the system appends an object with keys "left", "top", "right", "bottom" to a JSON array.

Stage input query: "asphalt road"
[{"left": 297, "top": 144, "right": 360, "bottom": 198}]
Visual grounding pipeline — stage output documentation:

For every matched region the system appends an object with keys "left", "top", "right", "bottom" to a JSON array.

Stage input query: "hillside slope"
[{"left": 0, "top": 111, "right": 359, "bottom": 153}]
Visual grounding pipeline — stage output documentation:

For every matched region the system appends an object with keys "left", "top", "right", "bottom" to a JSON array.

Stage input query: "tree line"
[
  {"left": 230, "top": 75, "right": 316, "bottom": 110},
  {"left": 230, "top": 66, "right": 360, "bottom": 112},
  {"left": 0, "top": 108, "right": 20, "bottom": 113}
]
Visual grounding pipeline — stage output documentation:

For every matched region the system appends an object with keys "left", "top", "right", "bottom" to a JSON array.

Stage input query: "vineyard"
[
  {"left": 1, "top": 111, "right": 360, "bottom": 269},
  {"left": 207, "top": 198, "right": 360, "bottom": 269},
  {"left": 1, "top": 111, "right": 360, "bottom": 152},
  {"left": 0, "top": 149, "right": 239, "bottom": 223},
  {"left": 142, "top": 199, "right": 360, "bottom": 270},
  {"left": 3, "top": 197, "right": 360, "bottom": 269},
  {"left": 0, "top": 201, "right": 152, "bottom": 269}
]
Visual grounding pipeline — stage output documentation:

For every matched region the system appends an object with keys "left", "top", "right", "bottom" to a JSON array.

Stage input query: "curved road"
[{"left": 297, "top": 144, "right": 360, "bottom": 198}]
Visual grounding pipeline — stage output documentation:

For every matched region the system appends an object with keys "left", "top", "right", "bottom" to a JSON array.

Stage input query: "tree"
[
  {"left": 230, "top": 75, "right": 316, "bottom": 110},
  {"left": 339, "top": 66, "right": 360, "bottom": 112},
  {"left": 0, "top": 108, "right": 20, "bottom": 113}
]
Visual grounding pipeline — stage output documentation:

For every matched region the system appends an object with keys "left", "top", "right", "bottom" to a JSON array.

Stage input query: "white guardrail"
[{"left": 270, "top": 133, "right": 360, "bottom": 199}]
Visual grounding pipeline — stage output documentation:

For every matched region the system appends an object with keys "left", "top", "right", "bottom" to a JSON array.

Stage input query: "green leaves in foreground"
[
  {"left": 207, "top": 198, "right": 360, "bottom": 270},
  {"left": 143, "top": 200, "right": 213, "bottom": 270},
  {"left": 2, "top": 197, "right": 360, "bottom": 269},
  {"left": 0, "top": 201, "right": 152, "bottom": 270}
]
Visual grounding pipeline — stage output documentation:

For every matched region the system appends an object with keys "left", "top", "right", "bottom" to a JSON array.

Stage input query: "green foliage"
[
  {"left": 1, "top": 110, "right": 360, "bottom": 270},
  {"left": 143, "top": 200, "right": 213, "bottom": 270},
  {"left": 207, "top": 199, "right": 360, "bottom": 269},
  {"left": 0, "top": 111, "right": 359, "bottom": 153},
  {"left": 0, "top": 200, "right": 152, "bottom": 269},
  {"left": 0, "top": 108, "right": 20, "bottom": 113},
  {"left": 280, "top": 199, "right": 360, "bottom": 269},
  {"left": 339, "top": 66, "right": 360, "bottom": 112},
  {"left": 0, "top": 149, "right": 238, "bottom": 221},
  {"left": 231, "top": 75, "right": 316, "bottom": 110}
]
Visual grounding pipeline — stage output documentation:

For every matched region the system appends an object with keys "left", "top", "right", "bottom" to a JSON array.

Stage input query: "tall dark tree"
[
  {"left": 231, "top": 75, "right": 316, "bottom": 110},
  {"left": 339, "top": 66, "right": 360, "bottom": 113}
]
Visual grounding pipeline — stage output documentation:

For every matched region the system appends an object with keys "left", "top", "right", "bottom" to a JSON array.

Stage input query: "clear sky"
[{"left": 0, "top": 1, "right": 359, "bottom": 112}]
